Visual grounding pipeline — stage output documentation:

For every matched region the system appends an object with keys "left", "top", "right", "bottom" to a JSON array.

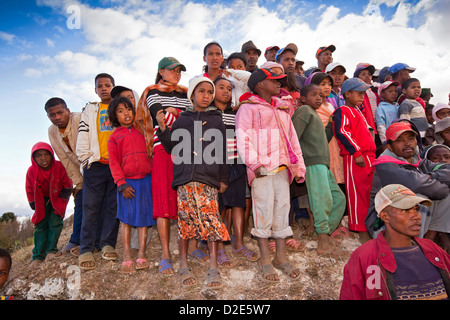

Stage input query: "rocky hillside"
[{"left": 2, "top": 216, "right": 359, "bottom": 301}]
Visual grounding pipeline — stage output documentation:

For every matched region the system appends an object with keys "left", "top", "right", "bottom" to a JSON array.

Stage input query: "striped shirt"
[{"left": 146, "top": 89, "right": 191, "bottom": 148}]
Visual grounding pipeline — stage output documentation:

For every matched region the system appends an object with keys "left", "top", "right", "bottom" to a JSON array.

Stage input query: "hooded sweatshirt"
[{"left": 25, "top": 142, "right": 73, "bottom": 225}]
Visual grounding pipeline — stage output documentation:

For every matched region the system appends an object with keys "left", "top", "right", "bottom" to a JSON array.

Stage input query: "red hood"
[
  {"left": 31, "top": 142, "right": 55, "bottom": 166},
  {"left": 374, "top": 154, "right": 421, "bottom": 168}
]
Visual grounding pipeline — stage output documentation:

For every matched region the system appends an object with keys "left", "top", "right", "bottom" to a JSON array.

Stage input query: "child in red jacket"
[
  {"left": 107, "top": 96, "right": 156, "bottom": 274},
  {"left": 26, "top": 142, "right": 72, "bottom": 268},
  {"left": 332, "top": 78, "right": 376, "bottom": 243}
]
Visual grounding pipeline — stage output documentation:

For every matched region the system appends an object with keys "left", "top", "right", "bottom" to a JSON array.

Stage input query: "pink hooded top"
[
  {"left": 235, "top": 92, "right": 306, "bottom": 186},
  {"left": 25, "top": 142, "right": 73, "bottom": 225}
]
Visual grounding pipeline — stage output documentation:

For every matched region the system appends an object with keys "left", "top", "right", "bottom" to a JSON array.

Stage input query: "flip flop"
[
  {"left": 78, "top": 252, "right": 96, "bottom": 270},
  {"left": 180, "top": 267, "right": 197, "bottom": 288},
  {"left": 101, "top": 245, "right": 118, "bottom": 261},
  {"left": 285, "top": 238, "right": 305, "bottom": 252},
  {"left": 120, "top": 260, "right": 134, "bottom": 274},
  {"left": 188, "top": 249, "right": 209, "bottom": 264},
  {"left": 232, "top": 245, "right": 259, "bottom": 262},
  {"left": 206, "top": 268, "right": 223, "bottom": 289},
  {"left": 272, "top": 260, "right": 300, "bottom": 281},
  {"left": 159, "top": 258, "right": 174, "bottom": 276},
  {"left": 217, "top": 249, "right": 233, "bottom": 268},
  {"left": 258, "top": 264, "right": 279, "bottom": 284},
  {"left": 136, "top": 258, "right": 149, "bottom": 270}
]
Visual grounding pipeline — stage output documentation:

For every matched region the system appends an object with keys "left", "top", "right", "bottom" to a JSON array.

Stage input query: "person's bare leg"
[
  {"left": 157, "top": 217, "right": 173, "bottom": 274},
  {"left": 257, "top": 237, "right": 279, "bottom": 282},
  {"left": 121, "top": 223, "right": 133, "bottom": 273}
]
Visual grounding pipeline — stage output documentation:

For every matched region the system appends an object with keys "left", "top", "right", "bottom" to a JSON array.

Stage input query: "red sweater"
[
  {"left": 340, "top": 232, "right": 450, "bottom": 300},
  {"left": 26, "top": 142, "right": 73, "bottom": 225},
  {"left": 107, "top": 125, "right": 152, "bottom": 188}
]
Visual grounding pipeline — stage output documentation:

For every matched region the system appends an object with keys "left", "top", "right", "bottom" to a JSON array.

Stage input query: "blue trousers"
[{"left": 80, "top": 162, "right": 119, "bottom": 254}]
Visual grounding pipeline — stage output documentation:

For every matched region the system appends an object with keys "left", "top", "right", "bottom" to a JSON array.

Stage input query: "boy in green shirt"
[{"left": 291, "top": 84, "right": 346, "bottom": 256}]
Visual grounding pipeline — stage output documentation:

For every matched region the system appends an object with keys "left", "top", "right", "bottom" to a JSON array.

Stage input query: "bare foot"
[{"left": 30, "top": 259, "right": 42, "bottom": 269}]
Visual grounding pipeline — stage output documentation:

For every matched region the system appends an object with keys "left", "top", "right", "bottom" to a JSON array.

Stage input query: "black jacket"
[{"left": 157, "top": 109, "right": 230, "bottom": 190}]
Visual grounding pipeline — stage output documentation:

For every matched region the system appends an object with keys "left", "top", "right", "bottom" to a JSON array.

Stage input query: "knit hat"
[
  {"left": 432, "top": 102, "right": 450, "bottom": 122},
  {"left": 187, "top": 76, "right": 215, "bottom": 103}
]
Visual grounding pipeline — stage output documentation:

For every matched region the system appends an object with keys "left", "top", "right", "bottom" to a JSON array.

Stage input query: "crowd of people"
[{"left": 16, "top": 39, "right": 450, "bottom": 299}]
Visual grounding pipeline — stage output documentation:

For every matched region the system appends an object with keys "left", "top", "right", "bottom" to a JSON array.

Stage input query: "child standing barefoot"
[
  {"left": 157, "top": 76, "right": 230, "bottom": 289},
  {"left": 107, "top": 97, "right": 155, "bottom": 273}
]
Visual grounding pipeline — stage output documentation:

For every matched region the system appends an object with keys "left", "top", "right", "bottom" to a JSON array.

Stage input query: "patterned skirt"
[{"left": 177, "top": 182, "right": 230, "bottom": 242}]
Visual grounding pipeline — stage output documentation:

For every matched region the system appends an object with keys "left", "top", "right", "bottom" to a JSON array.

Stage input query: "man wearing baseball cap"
[
  {"left": 316, "top": 45, "right": 336, "bottom": 72},
  {"left": 389, "top": 62, "right": 416, "bottom": 85},
  {"left": 340, "top": 184, "right": 450, "bottom": 300},
  {"left": 365, "top": 121, "right": 450, "bottom": 239},
  {"left": 264, "top": 46, "right": 279, "bottom": 62}
]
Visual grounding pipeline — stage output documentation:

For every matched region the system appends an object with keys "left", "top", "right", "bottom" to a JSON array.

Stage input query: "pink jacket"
[{"left": 235, "top": 93, "right": 306, "bottom": 186}]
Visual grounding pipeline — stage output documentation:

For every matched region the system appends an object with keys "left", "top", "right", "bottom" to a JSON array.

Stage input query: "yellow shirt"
[{"left": 97, "top": 103, "right": 113, "bottom": 164}]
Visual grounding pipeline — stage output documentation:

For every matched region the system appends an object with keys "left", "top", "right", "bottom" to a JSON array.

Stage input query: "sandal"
[
  {"left": 232, "top": 245, "right": 259, "bottom": 262},
  {"left": 272, "top": 260, "right": 300, "bottom": 281},
  {"left": 206, "top": 268, "right": 223, "bottom": 289},
  {"left": 259, "top": 264, "right": 279, "bottom": 283},
  {"left": 188, "top": 249, "right": 209, "bottom": 264},
  {"left": 69, "top": 246, "right": 80, "bottom": 257},
  {"left": 180, "top": 267, "right": 197, "bottom": 287},
  {"left": 268, "top": 241, "right": 276, "bottom": 254},
  {"left": 120, "top": 260, "right": 134, "bottom": 274},
  {"left": 78, "top": 252, "right": 96, "bottom": 270},
  {"left": 136, "top": 258, "right": 149, "bottom": 270},
  {"left": 217, "top": 249, "right": 233, "bottom": 268},
  {"left": 101, "top": 245, "right": 118, "bottom": 261},
  {"left": 285, "top": 238, "right": 305, "bottom": 252},
  {"left": 331, "top": 226, "right": 352, "bottom": 240},
  {"left": 159, "top": 258, "right": 174, "bottom": 276}
]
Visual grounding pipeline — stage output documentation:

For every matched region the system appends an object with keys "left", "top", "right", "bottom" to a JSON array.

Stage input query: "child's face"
[
  {"left": 0, "top": 257, "right": 10, "bottom": 289},
  {"left": 436, "top": 108, "right": 450, "bottom": 120},
  {"left": 115, "top": 103, "right": 134, "bottom": 127},
  {"left": 345, "top": 90, "right": 365, "bottom": 108},
  {"left": 319, "top": 77, "right": 332, "bottom": 98},
  {"left": 193, "top": 82, "right": 214, "bottom": 110},
  {"left": 228, "top": 58, "right": 246, "bottom": 71},
  {"left": 403, "top": 81, "right": 421, "bottom": 100},
  {"left": 33, "top": 149, "right": 52, "bottom": 170},
  {"left": 380, "top": 85, "right": 398, "bottom": 104},
  {"left": 46, "top": 104, "right": 71, "bottom": 129},
  {"left": 441, "top": 127, "right": 450, "bottom": 147},
  {"left": 428, "top": 147, "right": 450, "bottom": 164},
  {"left": 302, "top": 87, "right": 322, "bottom": 109},
  {"left": 203, "top": 44, "right": 223, "bottom": 70},
  {"left": 328, "top": 67, "right": 345, "bottom": 87},
  {"left": 159, "top": 66, "right": 182, "bottom": 86},
  {"left": 119, "top": 90, "right": 136, "bottom": 108},
  {"left": 95, "top": 77, "right": 114, "bottom": 103},
  {"left": 358, "top": 69, "right": 372, "bottom": 85},
  {"left": 214, "top": 79, "right": 232, "bottom": 105}
]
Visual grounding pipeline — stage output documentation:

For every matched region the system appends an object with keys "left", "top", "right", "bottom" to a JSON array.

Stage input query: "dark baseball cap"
[{"left": 248, "top": 68, "right": 287, "bottom": 92}]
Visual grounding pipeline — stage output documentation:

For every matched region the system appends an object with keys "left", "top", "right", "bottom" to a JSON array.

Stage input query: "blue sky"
[{"left": 1, "top": 0, "right": 449, "bottom": 217}]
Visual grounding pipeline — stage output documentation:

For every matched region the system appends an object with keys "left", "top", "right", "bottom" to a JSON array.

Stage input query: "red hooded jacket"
[{"left": 25, "top": 142, "right": 73, "bottom": 225}]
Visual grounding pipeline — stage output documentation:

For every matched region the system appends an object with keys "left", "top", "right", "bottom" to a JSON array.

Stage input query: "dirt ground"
[{"left": 3, "top": 215, "right": 361, "bottom": 301}]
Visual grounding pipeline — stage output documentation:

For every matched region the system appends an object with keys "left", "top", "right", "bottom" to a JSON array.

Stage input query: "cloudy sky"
[{"left": 1, "top": 0, "right": 449, "bottom": 217}]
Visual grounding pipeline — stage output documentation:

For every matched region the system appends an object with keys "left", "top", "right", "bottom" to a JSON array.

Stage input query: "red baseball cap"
[
  {"left": 386, "top": 122, "right": 417, "bottom": 142},
  {"left": 248, "top": 68, "right": 287, "bottom": 92}
]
